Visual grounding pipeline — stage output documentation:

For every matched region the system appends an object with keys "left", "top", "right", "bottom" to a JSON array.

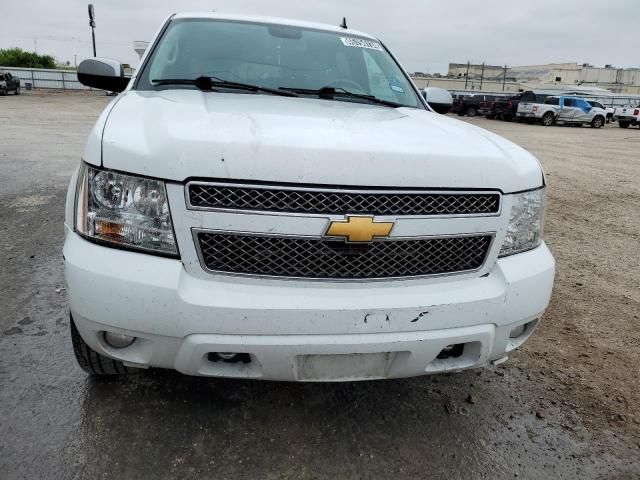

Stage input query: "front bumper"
[{"left": 64, "top": 230, "right": 555, "bottom": 381}]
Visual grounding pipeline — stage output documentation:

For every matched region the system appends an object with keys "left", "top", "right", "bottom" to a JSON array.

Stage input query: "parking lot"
[{"left": 1, "top": 92, "right": 639, "bottom": 479}]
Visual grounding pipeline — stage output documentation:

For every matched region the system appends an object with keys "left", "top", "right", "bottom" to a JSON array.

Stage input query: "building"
[{"left": 443, "top": 62, "right": 640, "bottom": 94}]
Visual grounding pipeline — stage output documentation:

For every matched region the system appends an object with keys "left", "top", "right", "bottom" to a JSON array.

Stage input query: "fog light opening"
[
  {"left": 207, "top": 352, "right": 252, "bottom": 364},
  {"left": 436, "top": 343, "right": 465, "bottom": 360},
  {"left": 103, "top": 331, "right": 136, "bottom": 349},
  {"left": 509, "top": 324, "right": 527, "bottom": 339},
  {"left": 217, "top": 353, "right": 237, "bottom": 361}
]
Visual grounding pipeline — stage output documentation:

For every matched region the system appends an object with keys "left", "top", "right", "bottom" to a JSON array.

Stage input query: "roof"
[{"left": 171, "top": 12, "right": 377, "bottom": 40}]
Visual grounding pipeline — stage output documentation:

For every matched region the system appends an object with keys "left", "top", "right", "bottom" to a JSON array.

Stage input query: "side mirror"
[
  {"left": 77, "top": 58, "right": 130, "bottom": 92},
  {"left": 423, "top": 87, "right": 453, "bottom": 114}
]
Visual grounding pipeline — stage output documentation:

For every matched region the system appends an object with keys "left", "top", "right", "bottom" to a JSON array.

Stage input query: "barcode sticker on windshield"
[{"left": 340, "top": 37, "right": 384, "bottom": 51}]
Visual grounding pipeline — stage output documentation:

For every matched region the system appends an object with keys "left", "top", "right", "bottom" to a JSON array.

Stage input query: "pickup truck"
[
  {"left": 587, "top": 101, "right": 615, "bottom": 123},
  {"left": 615, "top": 105, "right": 640, "bottom": 128},
  {"left": 456, "top": 94, "right": 502, "bottom": 117},
  {"left": 517, "top": 96, "right": 606, "bottom": 128},
  {"left": 68, "top": 13, "right": 554, "bottom": 381},
  {"left": 488, "top": 91, "right": 542, "bottom": 121},
  {"left": 0, "top": 71, "right": 21, "bottom": 95}
]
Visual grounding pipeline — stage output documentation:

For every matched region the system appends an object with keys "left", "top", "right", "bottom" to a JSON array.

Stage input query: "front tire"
[
  {"left": 591, "top": 116, "right": 604, "bottom": 129},
  {"left": 0, "top": 86, "right": 7, "bottom": 96},
  {"left": 542, "top": 112, "right": 554, "bottom": 126},
  {"left": 70, "top": 316, "right": 135, "bottom": 375},
  {"left": 466, "top": 107, "right": 477, "bottom": 117}
]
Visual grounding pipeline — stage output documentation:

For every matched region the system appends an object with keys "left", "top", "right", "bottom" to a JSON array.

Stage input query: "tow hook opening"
[
  {"left": 207, "top": 352, "right": 252, "bottom": 364},
  {"left": 436, "top": 343, "right": 465, "bottom": 360}
]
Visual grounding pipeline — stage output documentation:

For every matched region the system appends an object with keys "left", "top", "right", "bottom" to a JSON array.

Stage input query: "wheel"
[
  {"left": 590, "top": 116, "right": 604, "bottom": 129},
  {"left": 70, "top": 316, "right": 136, "bottom": 375},
  {"left": 619, "top": 122, "right": 630, "bottom": 128},
  {"left": 542, "top": 112, "right": 554, "bottom": 126},
  {"left": 14, "top": 86, "right": 20, "bottom": 95},
  {"left": 466, "top": 107, "right": 477, "bottom": 117},
  {"left": 0, "top": 86, "right": 7, "bottom": 96}
]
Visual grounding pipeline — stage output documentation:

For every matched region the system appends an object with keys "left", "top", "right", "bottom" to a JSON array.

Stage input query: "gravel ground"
[{"left": 1, "top": 93, "right": 639, "bottom": 479}]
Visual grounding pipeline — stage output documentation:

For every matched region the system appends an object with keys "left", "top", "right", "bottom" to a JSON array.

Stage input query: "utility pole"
[
  {"left": 74, "top": 54, "right": 78, "bottom": 68},
  {"left": 479, "top": 62, "right": 485, "bottom": 90},
  {"left": 88, "top": 4, "right": 97, "bottom": 57},
  {"left": 33, "top": 38, "right": 37, "bottom": 54},
  {"left": 464, "top": 61, "right": 470, "bottom": 89},
  {"left": 502, "top": 64, "right": 508, "bottom": 91}
]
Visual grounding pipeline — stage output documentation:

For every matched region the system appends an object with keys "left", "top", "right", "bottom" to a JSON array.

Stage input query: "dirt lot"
[
  {"left": 1, "top": 93, "right": 639, "bottom": 479},
  {"left": 462, "top": 114, "right": 640, "bottom": 436}
]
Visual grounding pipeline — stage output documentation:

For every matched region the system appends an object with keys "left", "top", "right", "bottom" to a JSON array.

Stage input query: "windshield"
[{"left": 137, "top": 19, "right": 421, "bottom": 108}]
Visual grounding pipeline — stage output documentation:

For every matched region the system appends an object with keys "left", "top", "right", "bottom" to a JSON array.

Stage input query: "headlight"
[
  {"left": 75, "top": 163, "right": 178, "bottom": 256},
  {"left": 499, "top": 188, "right": 545, "bottom": 257}
]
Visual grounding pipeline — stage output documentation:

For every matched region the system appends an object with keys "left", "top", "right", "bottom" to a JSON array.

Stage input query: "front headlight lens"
[
  {"left": 499, "top": 188, "right": 545, "bottom": 257},
  {"left": 75, "top": 163, "right": 178, "bottom": 256}
]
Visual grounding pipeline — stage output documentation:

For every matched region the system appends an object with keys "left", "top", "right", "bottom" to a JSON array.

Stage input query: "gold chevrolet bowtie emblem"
[{"left": 325, "top": 215, "right": 394, "bottom": 243}]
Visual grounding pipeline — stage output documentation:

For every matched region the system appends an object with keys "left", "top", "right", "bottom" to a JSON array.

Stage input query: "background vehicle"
[
  {"left": 489, "top": 91, "right": 542, "bottom": 121},
  {"left": 615, "top": 105, "right": 640, "bottom": 128},
  {"left": 517, "top": 96, "right": 606, "bottom": 128},
  {"left": 587, "top": 100, "right": 615, "bottom": 123},
  {"left": 0, "top": 71, "right": 20, "bottom": 95},
  {"left": 456, "top": 94, "right": 501, "bottom": 117}
]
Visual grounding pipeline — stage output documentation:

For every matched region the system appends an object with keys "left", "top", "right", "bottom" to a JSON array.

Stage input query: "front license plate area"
[{"left": 296, "top": 352, "right": 393, "bottom": 381}]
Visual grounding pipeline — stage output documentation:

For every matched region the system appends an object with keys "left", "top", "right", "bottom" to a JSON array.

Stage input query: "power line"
[{"left": 8, "top": 34, "right": 130, "bottom": 46}]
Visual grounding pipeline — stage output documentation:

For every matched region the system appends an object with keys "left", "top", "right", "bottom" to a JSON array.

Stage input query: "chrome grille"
[
  {"left": 196, "top": 232, "right": 492, "bottom": 280},
  {"left": 188, "top": 183, "right": 500, "bottom": 216}
]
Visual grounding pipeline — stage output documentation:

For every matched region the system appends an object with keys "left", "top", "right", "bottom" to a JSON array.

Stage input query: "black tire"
[
  {"left": 542, "top": 112, "right": 554, "bottom": 126},
  {"left": 70, "top": 316, "right": 135, "bottom": 375},
  {"left": 0, "top": 87, "right": 7, "bottom": 96},
  {"left": 14, "top": 86, "right": 20, "bottom": 95},
  {"left": 591, "top": 116, "right": 604, "bottom": 129},
  {"left": 619, "top": 122, "right": 630, "bottom": 129},
  {"left": 466, "top": 107, "right": 477, "bottom": 117}
]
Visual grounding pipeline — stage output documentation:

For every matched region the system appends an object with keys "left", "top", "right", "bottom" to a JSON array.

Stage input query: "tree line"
[{"left": 0, "top": 48, "right": 56, "bottom": 69}]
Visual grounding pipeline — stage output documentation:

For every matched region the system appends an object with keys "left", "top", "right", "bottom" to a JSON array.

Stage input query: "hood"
[{"left": 96, "top": 90, "right": 543, "bottom": 192}]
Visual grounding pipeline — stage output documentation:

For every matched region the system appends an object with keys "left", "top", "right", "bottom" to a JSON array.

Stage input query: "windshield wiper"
[
  {"left": 279, "top": 86, "right": 403, "bottom": 108},
  {"left": 151, "top": 76, "right": 298, "bottom": 97}
]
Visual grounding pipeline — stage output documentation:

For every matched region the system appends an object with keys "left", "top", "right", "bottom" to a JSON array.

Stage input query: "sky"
[{"left": 1, "top": 0, "right": 639, "bottom": 73}]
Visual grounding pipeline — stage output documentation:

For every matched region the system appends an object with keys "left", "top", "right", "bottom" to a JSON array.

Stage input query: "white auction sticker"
[{"left": 340, "top": 37, "right": 384, "bottom": 51}]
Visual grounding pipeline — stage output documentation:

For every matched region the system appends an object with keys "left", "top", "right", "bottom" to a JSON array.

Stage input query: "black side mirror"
[{"left": 77, "top": 58, "right": 130, "bottom": 92}]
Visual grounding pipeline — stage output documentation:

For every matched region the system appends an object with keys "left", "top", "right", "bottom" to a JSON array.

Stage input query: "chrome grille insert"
[
  {"left": 187, "top": 182, "right": 500, "bottom": 216},
  {"left": 196, "top": 232, "right": 493, "bottom": 280}
]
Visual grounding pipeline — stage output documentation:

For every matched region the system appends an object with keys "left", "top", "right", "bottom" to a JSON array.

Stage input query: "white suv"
[{"left": 66, "top": 13, "right": 554, "bottom": 381}]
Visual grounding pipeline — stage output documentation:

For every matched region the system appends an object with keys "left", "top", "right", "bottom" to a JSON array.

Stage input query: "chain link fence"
[{"left": 0, "top": 66, "right": 90, "bottom": 90}]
